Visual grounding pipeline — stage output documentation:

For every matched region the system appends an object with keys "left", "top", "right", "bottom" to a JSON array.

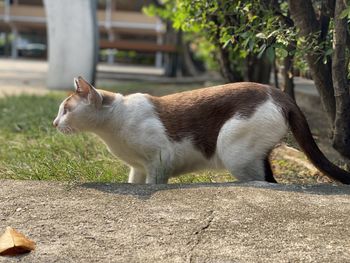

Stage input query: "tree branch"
[
  {"left": 260, "top": 0, "right": 294, "bottom": 26},
  {"left": 150, "top": 0, "right": 164, "bottom": 8}
]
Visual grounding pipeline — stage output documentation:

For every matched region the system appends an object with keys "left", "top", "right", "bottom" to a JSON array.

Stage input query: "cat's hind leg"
[
  {"left": 219, "top": 147, "right": 277, "bottom": 182},
  {"left": 264, "top": 156, "right": 277, "bottom": 183},
  {"left": 217, "top": 128, "right": 280, "bottom": 182},
  {"left": 220, "top": 150, "right": 277, "bottom": 183},
  {"left": 222, "top": 157, "right": 266, "bottom": 182},
  {"left": 217, "top": 124, "right": 268, "bottom": 182},
  {"left": 217, "top": 102, "right": 287, "bottom": 182},
  {"left": 128, "top": 167, "right": 147, "bottom": 184}
]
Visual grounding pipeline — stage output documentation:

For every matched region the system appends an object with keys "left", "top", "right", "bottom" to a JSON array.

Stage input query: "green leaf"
[
  {"left": 267, "top": 30, "right": 279, "bottom": 39},
  {"left": 340, "top": 7, "right": 350, "bottom": 19},
  {"left": 223, "top": 39, "right": 232, "bottom": 48},
  {"left": 325, "top": 49, "right": 333, "bottom": 56},
  {"left": 266, "top": 46, "right": 275, "bottom": 63},
  {"left": 257, "top": 44, "right": 267, "bottom": 59},
  {"left": 248, "top": 38, "right": 255, "bottom": 51},
  {"left": 242, "top": 38, "right": 250, "bottom": 49},
  {"left": 323, "top": 57, "right": 328, "bottom": 64},
  {"left": 256, "top": 32, "right": 267, "bottom": 39},
  {"left": 278, "top": 48, "right": 288, "bottom": 58}
]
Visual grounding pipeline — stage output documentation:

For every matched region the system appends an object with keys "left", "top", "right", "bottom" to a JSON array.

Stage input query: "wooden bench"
[{"left": 99, "top": 40, "right": 177, "bottom": 53}]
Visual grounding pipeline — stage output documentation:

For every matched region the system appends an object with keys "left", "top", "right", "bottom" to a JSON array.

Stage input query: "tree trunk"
[
  {"left": 163, "top": 27, "right": 205, "bottom": 78},
  {"left": 163, "top": 24, "right": 179, "bottom": 77},
  {"left": 4, "top": 32, "right": 11, "bottom": 57},
  {"left": 282, "top": 42, "right": 295, "bottom": 100},
  {"left": 217, "top": 47, "right": 242, "bottom": 83},
  {"left": 244, "top": 53, "right": 271, "bottom": 84},
  {"left": 209, "top": 13, "right": 242, "bottom": 83},
  {"left": 288, "top": 0, "right": 336, "bottom": 125},
  {"left": 331, "top": 0, "right": 350, "bottom": 159},
  {"left": 273, "top": 54, "right": 280, "bottom": 89},
  {"left": 181, "top": 41, "right": 205, "bottom": 77}
]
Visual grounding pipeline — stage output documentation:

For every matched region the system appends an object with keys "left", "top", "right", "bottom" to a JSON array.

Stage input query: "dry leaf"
[{"left": 0, "top": 227, "right": 36, "bottom": 256}]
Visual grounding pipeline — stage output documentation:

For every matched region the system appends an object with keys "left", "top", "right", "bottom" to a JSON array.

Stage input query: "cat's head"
[{"left": 53, "top": 77, "right": 105, "bottom": 135}]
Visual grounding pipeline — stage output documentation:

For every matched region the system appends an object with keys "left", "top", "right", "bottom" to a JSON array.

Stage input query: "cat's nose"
[{"left": 53, "top": 120, "right": 58, "bottom": 128}]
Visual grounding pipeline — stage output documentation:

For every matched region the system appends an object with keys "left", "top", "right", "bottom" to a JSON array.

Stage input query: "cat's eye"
[{"left": 63, "top": 108, "right": 67, "bottom": 115}]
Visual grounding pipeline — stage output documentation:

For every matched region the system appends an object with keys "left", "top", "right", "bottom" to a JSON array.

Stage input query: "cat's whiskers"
[{"left": 58, "top": 125, "right": 77, "bottom": 135}]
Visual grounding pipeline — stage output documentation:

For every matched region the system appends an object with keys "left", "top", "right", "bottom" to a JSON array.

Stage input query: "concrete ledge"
[{"left": 1, "top": 180, "right": 350, "bottom": 262}]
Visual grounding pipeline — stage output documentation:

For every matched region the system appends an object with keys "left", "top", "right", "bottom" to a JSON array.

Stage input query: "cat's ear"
[{"left": 74, "top": 76, "right": 102, "bottom": 108}]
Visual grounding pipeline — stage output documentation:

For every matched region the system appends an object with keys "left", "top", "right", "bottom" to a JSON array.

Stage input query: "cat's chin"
[{"left": 57, "top": 126, "right": 77, "bottom": 135}]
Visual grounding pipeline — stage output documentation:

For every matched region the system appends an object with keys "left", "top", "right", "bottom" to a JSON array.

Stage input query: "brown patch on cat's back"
[
  {"left": 148, "top": 82, "right": 270, "bottom": 158},
  {"left": 97, "top": 89, "right": 117, "bottom": 105}
]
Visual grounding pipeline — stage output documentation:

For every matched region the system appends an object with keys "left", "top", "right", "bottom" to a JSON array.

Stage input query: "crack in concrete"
[{"left": 187, "top": 209, "right": 215, "bottom": 263}]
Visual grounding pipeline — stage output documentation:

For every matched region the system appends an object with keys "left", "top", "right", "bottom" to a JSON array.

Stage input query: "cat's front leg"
[
  {"left": 128, "top": 167, "right": 146, "bottom": 184},
  {"left": 145, "top": 166, "right": 170, "bottom": 184},
  {"left": 145, "top": 173, "right": 169, "bottom": 184}
]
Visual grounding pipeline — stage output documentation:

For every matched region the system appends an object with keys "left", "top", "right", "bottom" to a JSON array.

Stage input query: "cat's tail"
[{"left": 288, "top": 103, "right": 350, "bottom": 184}]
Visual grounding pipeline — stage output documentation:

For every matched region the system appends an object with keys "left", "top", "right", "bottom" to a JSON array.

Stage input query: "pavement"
[
  {"left": 0, "top": 59, "right": 217, "bottom": 97},
  {"left": 0, "top": 58, "right": 320, "bottom": 97},
  {"left": 293, "top": 77, "right": 319, "bottom": 96},
  {"left": 0, "top": 59, "right": 48, "bottom": 97},
  {"left": 0, "top": 59, "right": 164, "bottom": 96},
  {"left": 1, "top": 180, "right": 350, "bottom": 263}
]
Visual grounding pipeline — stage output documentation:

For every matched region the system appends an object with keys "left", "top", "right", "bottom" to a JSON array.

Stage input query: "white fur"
[
  {"left": 217, "top": 99, "right": 288, "bottom": 181},
  {"left": 92, "top": 94, "right": 223, "bottom": 184},
  {"left": 55, "top": 91, "right": 288, "bottom": 184}
]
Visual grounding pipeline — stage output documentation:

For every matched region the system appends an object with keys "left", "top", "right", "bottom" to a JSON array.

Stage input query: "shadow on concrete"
[{"left": 80, "top": 181, "right": 350, "bottom": 200}]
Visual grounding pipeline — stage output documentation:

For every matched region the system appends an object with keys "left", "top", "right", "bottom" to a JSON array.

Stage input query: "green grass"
[{"left": 0, "top": 84, "right": 233, "bottom": 184}]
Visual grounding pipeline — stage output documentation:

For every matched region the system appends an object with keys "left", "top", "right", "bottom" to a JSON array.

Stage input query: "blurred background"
[
  {"left": 0, "top": 0, "right": 215, "bottom": 94},
  {"left": 0, "top": 0, "right": 349, "bottom": 184},
  {"left": 0, "top": 0, "right": 224, "bottom": 183},
  {"left": 0, "top": 0, "right": 169, "bottom": 65},
  {"left": 0, "top": 0, "right": 331, "bottom": 93}
]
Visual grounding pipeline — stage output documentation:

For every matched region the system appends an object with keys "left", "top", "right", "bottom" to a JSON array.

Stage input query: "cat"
[{"left": 53, "top": 76, "right": 350, "bottom": 184}]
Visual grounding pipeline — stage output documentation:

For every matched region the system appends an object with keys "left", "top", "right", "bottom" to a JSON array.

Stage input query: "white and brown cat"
[{"left": 53, "top": 77, "right": 350, "bottom": 184}]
